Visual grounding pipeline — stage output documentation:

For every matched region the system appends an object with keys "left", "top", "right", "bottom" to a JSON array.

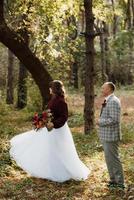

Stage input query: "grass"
[{"left": 0, "top": 88, "right": 134, "bottom": 200}]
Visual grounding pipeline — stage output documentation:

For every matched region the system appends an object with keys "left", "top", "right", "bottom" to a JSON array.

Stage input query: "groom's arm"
[{"left": 99, "top": 100, "right": 121, "bottom": 127}]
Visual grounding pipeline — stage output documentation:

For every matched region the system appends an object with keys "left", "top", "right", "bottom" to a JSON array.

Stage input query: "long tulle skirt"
[{"left": 10, "top": 123, "right": 90, "bottom": 182}]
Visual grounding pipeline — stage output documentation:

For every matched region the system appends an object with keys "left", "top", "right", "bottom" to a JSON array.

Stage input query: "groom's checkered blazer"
[{"left": 99, "top": 94, "right": 122, "bottom": 141}]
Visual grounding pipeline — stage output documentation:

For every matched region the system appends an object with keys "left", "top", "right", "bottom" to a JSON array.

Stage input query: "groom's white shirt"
[{"left": 105, "top": 93, "right": 114, "bottom": 102}]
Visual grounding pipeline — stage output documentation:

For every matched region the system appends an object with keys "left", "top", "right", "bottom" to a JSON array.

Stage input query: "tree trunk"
[
  {"left": 17, "top": 15, "right": 29, "bottom": 109},
  {"left": 103, "top": 22, "right": 111, "bottom": 80},
  {"left": 132, "top": 0, "right": 134, "bottom": 26},
  {"left": 111, "top": 0, "right": 118, "bottom": 38},
  {"left": 0, "top": 0, "right": 4, "bottom": 20},
  {"left": 99, "top": 21, "right": 108, "bottom": 82},
  {"left": 6, "top": 49, "right": 14, "bottom": 104},
  {"left": 127, "top": 0, "right": 132, "bottom": 29},
  {"left": 66, "top": 15, "right": 79, "bottom": 88},
  {"left": 17, "top": 63, "right": 28, "bottom": 108},
  {"left": 84, "top": 0, "right": 95, "bottom": 134},
  {"left": 72, "top": 62, "right": 78, "bottom": 89},
  {"left": 126, "top": 0, "right": 133, "bottom": 84},
  {"left": 100, "top": 34, "right": 108, "bottom": 81},
  {"left": 0, "top": 0, "right": 52, "bottom": 107}
]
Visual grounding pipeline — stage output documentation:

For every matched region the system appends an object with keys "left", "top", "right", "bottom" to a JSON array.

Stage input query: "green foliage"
[
  {"left": 111, "top": 30, "right": 134, "bottom": 58},
  {"left": 26, "top": 77, "right": 42, "bottom": 112},
  {"left": 94, "top": 0, "right": 134, "bottom": 85},
  {"left": 5, "top": 0, "right": 82, "bottom": 81},
  {"left": 108, "top": 30, "right": 134, "bottom": 84},
  {"left": 74, "top": 132, "right": 100, "bottom": 157},
  {"left": 68, "top": 112, "right": 84, "bottom": 127},
  {"left": 1, "top": 0, "right": 133, "bottom": 88},
  {"left": 93, "top": 0, "right": 113, "bottom": 22},
  {"left": 122, "top": 124, "right": 134, "bottom": 144}
]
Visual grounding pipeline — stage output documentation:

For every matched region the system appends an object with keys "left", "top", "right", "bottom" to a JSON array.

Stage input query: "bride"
[{"left": 10, "top": 80, "right": 90, "bottom": 182}]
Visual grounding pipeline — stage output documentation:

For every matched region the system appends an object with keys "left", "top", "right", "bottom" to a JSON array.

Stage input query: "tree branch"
[
  {"left": 0, "top": 0, "right": 52, "bottom": 105},
  {"left": 0, "top": 0, "right": 4, "bottom": 21}
]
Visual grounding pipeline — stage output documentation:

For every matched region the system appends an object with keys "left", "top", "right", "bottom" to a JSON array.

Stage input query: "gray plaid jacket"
[{"left": 98, "top": 94, "right": 121, "bottom": 141}]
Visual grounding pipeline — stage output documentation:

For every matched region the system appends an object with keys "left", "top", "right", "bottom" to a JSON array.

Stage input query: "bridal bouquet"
[{"left": 32, "top": 109, "right": 53, "bottom": 131}]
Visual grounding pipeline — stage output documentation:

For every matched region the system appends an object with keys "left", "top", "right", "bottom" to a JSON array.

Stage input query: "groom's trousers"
[{"left": 102, "top": 141, "right": 124, "bottom": 184}]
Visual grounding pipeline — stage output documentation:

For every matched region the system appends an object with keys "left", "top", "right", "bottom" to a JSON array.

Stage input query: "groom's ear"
[{"left": 108, "top": 82, "right": 116, "bottom": 92}]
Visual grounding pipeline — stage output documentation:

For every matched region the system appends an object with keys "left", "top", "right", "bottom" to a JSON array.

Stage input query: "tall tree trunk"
[
  {"left": 99, "top": 21, "right": 108, "bottom": 82},
  {"left": 100, "top": 32, "right": 106, "bottom": 81},
  {"left": 67, "top": 15, "right": 79, "bottom": 88},
  {"left": 111, "top": 0, "right": 118, "bottom": 38},
  {"left": 0, "top": 0, "right": 4, "bottom": 20},
  {"left": 127, "top": 0, "right": 133, "bottom": 84},
  {"left": 17, "top": 14, "right": 29, "bottom": 109},
  {"left": 72, "top": 62, "right": 78, "bottom": 88},
  {"left": 6, "top": 49, "right": 14, "bottom": 104},
  {"left": 103, "top": 22, "right": 111, "bottom": 80},
  {"left": 17, "top": 63, "right": 28, "bottom": 108},
  {"left": 132, "top": 0, "right": 134, "bottom": 26},
  {"left": 0, "top": 0, "right": 52, "bottom": 107},
  {"left": 100, "top": 34, "right": 108, "bottom": 82},
  {"left": 84, "top": 0, "right": 95, "bottom": 134},
  {"left": 69, "top": 61, "right": 79, "bottom": 88},
  {"left": 127, "top": 0, "right": 132, "bottom": 29}
]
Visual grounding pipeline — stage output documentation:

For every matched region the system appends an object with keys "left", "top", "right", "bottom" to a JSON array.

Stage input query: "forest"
[{"left": 0, "top": 0, "right": 134, "bottom": 199}]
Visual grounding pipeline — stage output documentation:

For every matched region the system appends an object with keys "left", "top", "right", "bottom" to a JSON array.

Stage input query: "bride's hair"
[{"left": 49, "top": 80, "right": 66, "bottom": 97}]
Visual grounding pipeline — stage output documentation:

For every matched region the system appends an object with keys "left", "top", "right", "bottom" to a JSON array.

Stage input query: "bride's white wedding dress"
[{"left": 10, "top": 123, "right": 90, "bottom": 182}]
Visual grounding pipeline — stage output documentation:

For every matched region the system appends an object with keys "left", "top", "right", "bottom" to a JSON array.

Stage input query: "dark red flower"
[
  {"left": 42, "top": 111, "right": 47, "bottom": 120},
  {"left": 32, "top": 110, "right": 53, "bottom": 131}
]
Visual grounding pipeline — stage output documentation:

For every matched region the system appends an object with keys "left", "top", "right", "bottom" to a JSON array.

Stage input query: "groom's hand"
[{"left": 96, "top": 120, "right": 100, "bottom": 126}]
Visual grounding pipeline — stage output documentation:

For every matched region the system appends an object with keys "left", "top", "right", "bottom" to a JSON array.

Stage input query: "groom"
[{"left": 98, "top": 82, "right": 125, "bottom": 189}]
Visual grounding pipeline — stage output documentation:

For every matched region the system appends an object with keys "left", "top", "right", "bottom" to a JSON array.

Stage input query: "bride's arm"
[{"left": 53, "top": 101, "right": 68, "bottom": 128}]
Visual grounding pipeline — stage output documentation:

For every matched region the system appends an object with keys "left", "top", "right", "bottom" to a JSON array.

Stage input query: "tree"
[
  {"left": 111, "top": 0, "right": 118, "bottom": 38},
  {"left": 84, "top": 0, "right": 95, "bottom": 134},
  {"left": 17, "top": 63, "right": 28, "bottom": 108},
  {"left": 97, "top": 20, "right": 109, "bottom": 81},
  {"left": 0, "top": 0, "right": 52, "bottom": 107},
  {"left": 17, "top": 13, "right": 29, "bottom": 109},
  {"left": 6, "top": 49, "right": 14, "bottom": 104},
  {"left": 103, "top": 22, "right": 111, "bottom": 80},
  {"left": 126, "top": 0, "right": 133, "bottom": 84}
]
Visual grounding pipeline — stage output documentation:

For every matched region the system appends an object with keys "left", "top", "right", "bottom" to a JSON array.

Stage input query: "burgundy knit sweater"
[{"left": 48, "top": 95, "right": 68, "bottom": 128}]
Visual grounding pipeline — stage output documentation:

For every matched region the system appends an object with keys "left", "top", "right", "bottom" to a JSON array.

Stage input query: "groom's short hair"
[{"left": 106, "top": 82, "right": 116, "bottom": 92}]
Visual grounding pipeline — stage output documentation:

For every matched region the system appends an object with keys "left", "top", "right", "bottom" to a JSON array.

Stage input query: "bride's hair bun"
[{"left": 49, "top": 80, "right": 65, "bottom": 97}]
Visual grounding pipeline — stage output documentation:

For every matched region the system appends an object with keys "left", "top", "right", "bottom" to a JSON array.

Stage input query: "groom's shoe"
[
  {"left": 116, "top": 183, "right": 125, "bottom": 190},
  {"left": 107, "top": 181, "right": 117, "bottom": 188},
  {"left": 107, "top": 181, "right": 125, "bottom": 190}
]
